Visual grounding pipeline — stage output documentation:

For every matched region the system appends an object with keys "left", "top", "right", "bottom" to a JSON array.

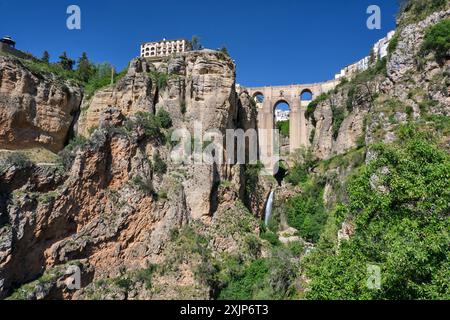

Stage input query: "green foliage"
[
  {"left": 286, "top": 179, "right": 327, "bottom": 243},
  {"left": 76, "top": 52, "right": 95, "bottom": 83},
  {"left": 304, "top": 127, "right": 450, "bottom": 299},
  {"left": 84, "top": 63, "right": 118, "bottom": 98},
  {"left": 156, "top": 108, "right": 173, "bottom": 129},
  {"left": 260, "top": 231, "right": 281, "bottom": 247},
  {"left": 21, "top": 58, "right": 80, "bottom": 83},
  {"left": 0, "top": 152, "right": 32, "bottom": 174},
  {"left": 244, "top": 162, "right": 263, "bottom": 195},
  {"left": 305, "top": 93, "right": 329, "bottom": 125},
  {"left": 276, "top": 120, "right": 289, "bottom": 137},
  {"left": 57, "top": 135, "right": 88, "bottom": 169},
  {"left": 58, "top": 51, "right": 75, "bottom": 71},
  {"left": 180, "top": 101, "right": 187, "bottom": 115},
  {"left": 41, "top": 51, "right": 50, "bottom": 64},
  {"left": 421, "top": 19, "right": 450, "bottom": 62},
  {"left": 218, "top": 248, "right": 298, "bottom": 300},
  {"left": 354, "top": 57, "right": 387, "bottom": 83},
  {"left": 153, "top": 152, "right": 167, "bottom": 176},
  {"left": 134, "top": 264, "right": 158, "bottom": 290},
  {"left": 399, "top": 0, "right": 448, "bottom": 25},
  {"left": 285, "top": 148, "right": 316, "bottom": 186},
  {"left": 149, "top": 71, "right": 169, "bottom": 90},
  {"left": 219, "top": 46, "right": 230, "bottom": 57},
  {"left": 190, "top": 35, "right": 203, "bottom": 51},
  {"left": 346, "top": 86, "right": 356, "bottom": 113},
  {"left": 218, "top": 259, "right": 269, "bottom": 300},
  {"left": 388, "top": 33, "right": 399, "bottom": 55},
  {"left": 332, "top": 106, "right": 345, "bottom": 140},
  {"left": 129, "top": 175, "right": 154, "bottom": 195},
  {"left": 288, "top": 241, "right": 304, "bottom": 257},
  {"left": 129, "top": 111, "right": 165, "bottom": 140}
]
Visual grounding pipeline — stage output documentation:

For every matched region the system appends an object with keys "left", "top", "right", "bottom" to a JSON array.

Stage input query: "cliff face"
[
  {"left": 309, "top": 8, "right": 450, "bottom": 160},
  {"left": 0, "top": 50, "right": 262, "bottom": 299},
  {"left": 0, "top": 6, "right": 448, "bottom": 301},
  {"left": 0, "top": 56, "right": 83, "bottom": 153}
]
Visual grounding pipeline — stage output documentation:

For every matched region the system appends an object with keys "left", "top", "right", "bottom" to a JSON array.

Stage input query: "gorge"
[{"left": 0, "top": 0, "right": 449, "bottom": 300}]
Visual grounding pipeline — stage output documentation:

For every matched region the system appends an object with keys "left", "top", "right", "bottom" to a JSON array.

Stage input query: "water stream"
[{"left": 264, "top": 190, "right": 275, "bottom": 226}]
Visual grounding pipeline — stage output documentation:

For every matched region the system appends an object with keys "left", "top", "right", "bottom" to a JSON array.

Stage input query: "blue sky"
[{"left": 0, "top": 0, "right": 399, "bottom": 86}]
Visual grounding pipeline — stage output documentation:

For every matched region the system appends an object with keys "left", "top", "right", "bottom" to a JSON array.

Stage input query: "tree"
[
  {"left": 219, "top": 46, "right": 230, "bottom": 57},
  {"left": 304, "top": 126, "right": 450, "bottom": 299},
  {"left": 191, "top": 35, "right": 203, "bottom": 51},
  {"left": 58, "top": 52, "right": 75, "bottom": 71},
  {"left": 76, "top": 52, "right": 94, "bottom": 82},
  {"left": 41, "top": 51, "right": 50, "bottom": 64}
]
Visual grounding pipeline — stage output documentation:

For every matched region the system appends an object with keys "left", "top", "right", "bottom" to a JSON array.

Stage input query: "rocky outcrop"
[
  {"left": 0, "top": 50, "right": 262, "bottom": 299},
  {"left": 309, "top": 8, "right": 449, "bottom": 160},
  {"left": 0, "top": 56, "right": 83, "bottom": 153}
]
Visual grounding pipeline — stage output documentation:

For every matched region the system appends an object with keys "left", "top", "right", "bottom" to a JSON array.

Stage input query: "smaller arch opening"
[
  {"left": 300, "top": 89, "right": 313, "bottom": 102},
  {"left": 253, "top": 92, "right": 264, "bottom": 104}
]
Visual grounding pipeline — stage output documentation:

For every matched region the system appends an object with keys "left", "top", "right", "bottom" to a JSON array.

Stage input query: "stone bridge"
[{"left": 244, "top": 79, "right": 339, "bottom": 173}]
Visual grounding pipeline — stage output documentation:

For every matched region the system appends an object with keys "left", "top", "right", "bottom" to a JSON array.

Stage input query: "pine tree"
[
  {"left": 76, "top": 52, "right": 94, "bottom": 82},
  {"left": 58, "top": 52, "right": 75, "bottom": 71},
  {"left": 41, "top": 51, "right": 50, "bottom": 64}
]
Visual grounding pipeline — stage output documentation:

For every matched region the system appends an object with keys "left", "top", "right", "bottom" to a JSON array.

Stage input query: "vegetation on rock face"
[
  {"left": 286, "top": 178, "right": 327, "bottom": 243},
  {"left": 20, "top": 52, "right": 125, "bottom": 96},
  {"left": 305, "top": 93, "right": 329, "bottom": 126},
  {"left": 398, "top": 0, "right": 448, "bottom": 25},
  {"left": 421, "top": 19, "right": 450, "bottom": 62},
  {"left": 0, "top": 152, "right": 32, "bottom": 174},
  {"left": 276, "top": 120, "right": 289, "bottom": 137},
  {"left": 303, "top": 126, "right": 450, "bottom": 299}
]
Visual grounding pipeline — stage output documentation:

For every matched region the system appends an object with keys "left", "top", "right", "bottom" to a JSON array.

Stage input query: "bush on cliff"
[
  {"left": 421, "top": 19, "right": 450, "bottom": 62},
  {"left": 399, "top": 0, "right": 448, "bottom": 25},
  {"left": 304, "top": 125, "right": 450, "bottom": 299}
]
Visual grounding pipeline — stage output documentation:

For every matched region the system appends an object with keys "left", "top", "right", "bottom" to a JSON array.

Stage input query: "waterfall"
[{"left": 264, "top": 190, "right": 275, "bottom": 226}]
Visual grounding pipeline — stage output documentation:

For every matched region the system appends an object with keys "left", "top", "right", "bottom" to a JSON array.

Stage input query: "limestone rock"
[{"left": 0, "top": 56, "right": 83, "bottom": 153}]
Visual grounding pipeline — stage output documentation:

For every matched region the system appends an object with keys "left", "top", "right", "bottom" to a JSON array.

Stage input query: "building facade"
[
  {"left": 140, "top": 38, "right": 191, "bottom": 59},
  {"left": 275, "top": 109, "right": 290, "bottom": 122},
  {"left": 335, "top": 31, "right": 395, "bottom": 80}
]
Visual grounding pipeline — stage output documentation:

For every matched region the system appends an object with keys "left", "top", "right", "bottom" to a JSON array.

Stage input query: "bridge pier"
[{"left": 247, "top": 79, "right": 339, "bottom": 174}]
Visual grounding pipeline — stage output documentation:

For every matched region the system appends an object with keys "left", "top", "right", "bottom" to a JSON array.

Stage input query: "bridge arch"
[
  {"left": 300, "top": 88, "right": 313, "bottom": 102},
  {"left": 252, "top": 92, "right": 265, "bottom": 103}
]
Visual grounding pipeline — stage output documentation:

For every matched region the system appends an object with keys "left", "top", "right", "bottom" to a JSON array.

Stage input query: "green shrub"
[
  {"left": 346, "top": 86, "right": 356, "bottom": 113},
  {"left": 153, "top": 153, "right": 167, "bottom": 176},
  {"left": 131, "top": 112, "right": 162, "bottom": 139},
  {"left": 0, "top": 152, "right": 32, "bottom": 173},
  {"left": 244, "top": 162, "right": 263, "bottom": 195},
  {"left": 286, "top": 179, "right": 327, "bottom": 243},
  {"left": 156, "top": 109, "right": 173, "bottom": 129},
  {"left": 332, "top": 106, "right": 345, "bottom": 140},
  {"left": 421, "top": 19, "right": 450, "bottom": 62},
  {"left": 149, "top": 71, "right": 169, "bottom": 90},
  {"left": 276, "top": 120, "right": 289, "bottom": 137},
  {"left": 388, "top": 33, "right": 399, "bottom": 55},
  {"left": 399, "top": 0, "right": 447, "bottom": 25},
  {"left": 288, "top": 241, "right": 304, "bottom": 257},
  {"left": 130, "top": 175, "right": 154, "bottom": 195},
  {"left": 260, "top": 231, "right": 281, "bottom": 247},
  {"left": 134, "top": 264, "right": 158, "bottom": 290},
  {"left": 218, "top": 259, "right": 269, "bottom": 300},
  {"left": 57, "top": 136, "right": 88, "bottom": 169},
  {"left": 304, "top": 127, "right": 450, "bottom": 299},
  {"left": 305, "top": 93, "right": 328, "bottom": 125}
]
